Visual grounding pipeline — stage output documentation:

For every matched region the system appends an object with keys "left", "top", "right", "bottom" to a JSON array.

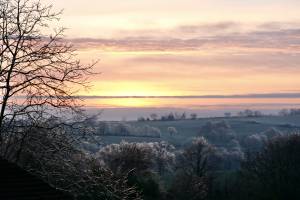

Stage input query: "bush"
[{"left": 239, "top": 135, "right": 300, "bottom": 200}]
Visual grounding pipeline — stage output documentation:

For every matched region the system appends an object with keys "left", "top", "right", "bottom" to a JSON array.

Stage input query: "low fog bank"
[{"left": 85, "top": 107, "right": 287, "bottom": 121}]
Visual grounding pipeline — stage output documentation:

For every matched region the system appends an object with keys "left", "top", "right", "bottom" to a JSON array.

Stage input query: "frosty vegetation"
[
  {"left": 7, "top": 111, "right": 300, "bottom": 200},
  {"left": 97, "top": 122, "right": 162, "bottom": 138}
]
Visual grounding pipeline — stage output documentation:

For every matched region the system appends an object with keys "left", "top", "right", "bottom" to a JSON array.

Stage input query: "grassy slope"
[{"left": 100, "top": 115, "right": 300, "bottom": 147}]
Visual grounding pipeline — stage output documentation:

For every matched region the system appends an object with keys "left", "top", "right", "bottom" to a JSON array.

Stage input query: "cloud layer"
[
  {"left": 69, "top": 22, "right": 300, "bottom": 53},
  {"left": 67, "top": 21, "right": 300, "bottom": 96}
]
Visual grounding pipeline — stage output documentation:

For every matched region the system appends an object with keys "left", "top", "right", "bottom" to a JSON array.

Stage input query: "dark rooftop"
[{"left": 0, "top": 158, "right": 73, "bottom": 200}]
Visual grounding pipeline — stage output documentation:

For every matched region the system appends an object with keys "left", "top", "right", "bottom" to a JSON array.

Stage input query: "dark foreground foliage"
[
  {"left": 3, "top": 122, "right": 300, "bottom": 200},
  {"left": 239, "top": 135, "right": 300, "bottom": 200},
  {"left": 209, "top": 134, "right": 300, "bottom": 200}
]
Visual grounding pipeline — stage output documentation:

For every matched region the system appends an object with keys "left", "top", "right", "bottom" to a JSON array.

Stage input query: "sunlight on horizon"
[
  {"left": 42, "top": 0, "right": 300, "bottom": 106},
  {"left": 83, "top": 97, "right": 300, "bottom": 109}
]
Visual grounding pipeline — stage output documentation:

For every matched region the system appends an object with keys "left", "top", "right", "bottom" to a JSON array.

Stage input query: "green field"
[{"left": 99, "top": 115, "right": 300, "bottom": 147}]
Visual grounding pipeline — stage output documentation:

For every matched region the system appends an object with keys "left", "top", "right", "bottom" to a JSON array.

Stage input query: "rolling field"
[{"left": 100, "top": 115, "right": 300, "bottom": 147}]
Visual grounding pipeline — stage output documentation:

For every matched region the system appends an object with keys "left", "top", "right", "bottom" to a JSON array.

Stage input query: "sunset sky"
[{"left": 43, "top": 0, "right": 300, "bottom": 96}]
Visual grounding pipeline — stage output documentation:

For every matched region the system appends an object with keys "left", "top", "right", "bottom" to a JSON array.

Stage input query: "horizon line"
[{"left": 76, "top": 92, "right": 300, "bottom": 99}]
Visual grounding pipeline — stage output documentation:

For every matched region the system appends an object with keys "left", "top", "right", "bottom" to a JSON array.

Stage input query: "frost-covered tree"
[
  {"left": 96, "top": 122, "right": 161, "bottom": 138},
  {"left": 150, "top": 141, "right": 175, "bottom": 175},
  {"left": 14, "top": 122, "right": 141, "bottom": 200},
  {"left": 97, "top": 141, "right": 175, "bottom": 175},
  {"left": 168, "top": 127, "right": 178, "bottom": 137},
  {"left": 169, "top": 137, "right": 214, "bottom": 200},
  {"left": 215, "top": 139, "right": 244, "bottom": 170},
  {"left": 177, "top": 137, "right": 214, "bottom": 176},
  {"left": 262, "top": 127, "right": 283, "bottom": 138},
  {"left": 97, "top": 141, "right": 175, "bottom": 199},
  {"left": 244, "top": 134, "right": 267, "bottom": 152},
  {"left": 199, "top": 121, "right": 235, "bottom": 144}
]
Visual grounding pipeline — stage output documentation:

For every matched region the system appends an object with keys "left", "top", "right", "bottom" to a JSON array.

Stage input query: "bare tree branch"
[{"left": 0, "top": 0, "right": 95, "bottom": 156}]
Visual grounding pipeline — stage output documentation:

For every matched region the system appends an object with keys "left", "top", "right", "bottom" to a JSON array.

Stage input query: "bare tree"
[
  {"left": 0, "top": 0, "right": 94, "bottom": 157},
  {"left": 190, "top": 113, "right": 197, "bottom": 120},
  {"left": 0, "top": 1, "right": 146, "bottom": 199},
  {"left": 150, "top": 113, "right": 158, "bottom": 121},
  {"left": 169, "top": 137, "right": 214, "bottom": 200},
  {"left": 177, "top": 137, "right": 213, "bottom": 177}
]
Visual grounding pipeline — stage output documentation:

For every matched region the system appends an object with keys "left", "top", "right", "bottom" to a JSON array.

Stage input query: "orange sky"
[{"left": 43, "top": 0, "right": 300, "bottom": 97}]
